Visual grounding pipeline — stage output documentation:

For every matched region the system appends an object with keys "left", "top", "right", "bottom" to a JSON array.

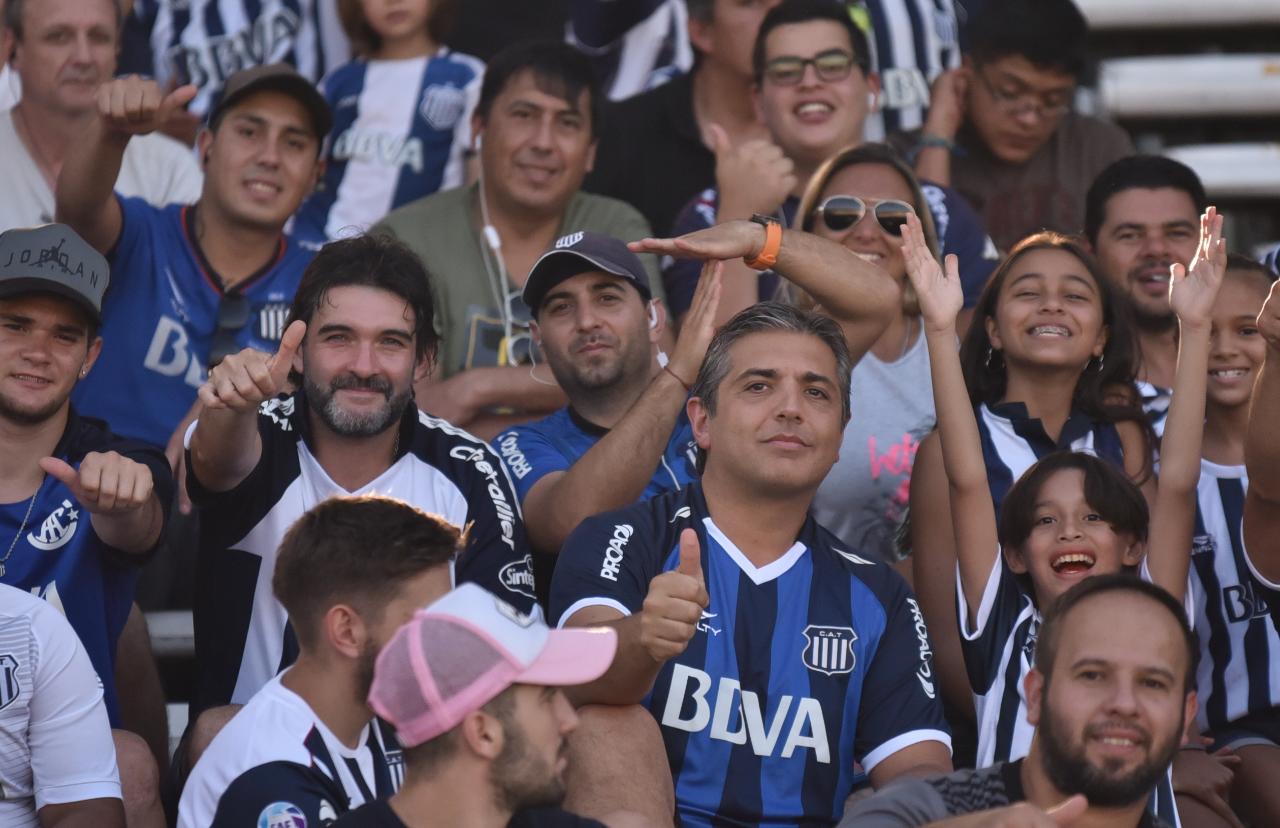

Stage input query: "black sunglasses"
[
  {"left": 808, "top": 195, "right": 914, "bottom": 236},
  {"left": 208, "top": 293, "right": 251, "bottom": 368}
]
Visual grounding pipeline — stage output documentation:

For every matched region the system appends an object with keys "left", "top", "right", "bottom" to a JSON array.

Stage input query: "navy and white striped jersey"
[
  {"left": 567, "top": 0, "right": 693, "bottom": 101},
  {"left": 976, "top": 402, "right": 1126, "bottom": 519},
  {"left": 135, "top": 0, "right": 349, "bottom": 116},
  {"left": 0, "top": 585, "right": 120, "bottom": 828},
  {"left": 177, "top": 674, "right": 403, "bottom": 828},
  {"left": 550, "top": 484, "right": 950, "bottom": 827},
  {"left": 293, "top": 49, "right": 484, "bottom": 243},
  {"left": 855, "top": 0, "right": 962, "bottom": 140},
  {"left": 959, "top": 554, "right": 1183, "bottom": 825},
  {"left": 1190, "top": 460, "right": 1280, "bottom": 735},
  {"left": 184, "top": 391, "right": 536, "bottom": 715},
  {"left": 1136, "top": 380, "right": 1171, "bottom": 439}
]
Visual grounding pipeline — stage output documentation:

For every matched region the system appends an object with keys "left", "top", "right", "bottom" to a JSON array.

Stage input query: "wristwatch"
[{"left": 745, "top": 214, "right": 782, "bottom": 271}]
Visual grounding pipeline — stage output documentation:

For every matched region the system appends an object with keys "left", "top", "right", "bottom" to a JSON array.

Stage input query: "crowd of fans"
[{"left": 1, "top": 1, "right": 1278, "bottom": 828}]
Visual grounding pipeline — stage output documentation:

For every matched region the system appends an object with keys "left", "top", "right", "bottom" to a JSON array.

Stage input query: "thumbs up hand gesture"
[
  {"left": 97, "top": 76, "right": 198, "bottom": 138},
  {"left": 707, "top": 122, "right": 796, "bottom": 220},
  {"left": 198, "top": 320, "right": 306, "bottom": 412},
  {"left": 640, "top": 529, "right": 710, "bottom": 663}
]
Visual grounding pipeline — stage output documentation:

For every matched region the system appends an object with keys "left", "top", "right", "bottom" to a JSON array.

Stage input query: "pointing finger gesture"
[{"left": 198, "top": 320, "right": 306, "bottom": 412}]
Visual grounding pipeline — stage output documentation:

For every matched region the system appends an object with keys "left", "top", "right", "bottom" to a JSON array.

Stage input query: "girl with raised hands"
[
  {"left": 901, "top": 208, "right": 1225, "bottom": 821},
  {"left": 909, "top": 225, "right": 1153, "bottom": 724}
]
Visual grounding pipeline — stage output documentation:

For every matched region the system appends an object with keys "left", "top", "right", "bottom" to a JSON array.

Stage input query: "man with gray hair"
[{"left": 548, "top": 220, "right": 951, "bottom": 826}]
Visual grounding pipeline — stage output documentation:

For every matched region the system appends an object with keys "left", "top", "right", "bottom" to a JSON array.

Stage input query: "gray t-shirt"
[
  {"left": 838, "top": 760, "right": 1168, "bottom": 828},
  {"left": 811, "top": 327, "right": 935, "bottom": 561}
]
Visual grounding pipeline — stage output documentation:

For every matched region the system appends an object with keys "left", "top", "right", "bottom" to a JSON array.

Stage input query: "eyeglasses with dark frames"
[
  {"left": 762, "top": 48, "right": 862, "bottom": 86},
  {"left": 973, "top": 64, "right": 1072, "bottom": 120}
]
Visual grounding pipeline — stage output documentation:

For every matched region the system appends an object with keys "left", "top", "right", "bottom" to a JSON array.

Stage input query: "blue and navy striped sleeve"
[
  {"left": 550, "top": 507, "right": 660, "bottom": 627},
  {"left": 855, "top": 576, "right": 952, "bottom": 772},
  {"left": 495, "top": 423, "right": 571, "bottom": 505}
]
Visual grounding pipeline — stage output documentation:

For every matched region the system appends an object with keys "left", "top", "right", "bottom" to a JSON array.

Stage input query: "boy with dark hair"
[
  {"left": 904, "top": 0, "right": 1133, "bottom": 250},
  {"left": 177, "top": 496, "right": 460, "bottom": 828},
  {"left": 376, "top": 41, "right": 664, "bottom": 438}
]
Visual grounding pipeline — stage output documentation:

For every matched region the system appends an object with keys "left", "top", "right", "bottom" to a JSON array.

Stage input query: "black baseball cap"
[
  {"left": 522, "top": 231, "right": 652, "bottom": 314},
  {"left": 0, "top": 224, "right": 109, "bottom": 324},
  {"left": 208, "top": 63, "right": 332, "bottom": 139}
]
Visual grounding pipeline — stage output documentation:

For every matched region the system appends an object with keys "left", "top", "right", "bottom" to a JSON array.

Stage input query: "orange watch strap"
[{"left": 744, "top": 220, "right": 782, "bottom": 270}]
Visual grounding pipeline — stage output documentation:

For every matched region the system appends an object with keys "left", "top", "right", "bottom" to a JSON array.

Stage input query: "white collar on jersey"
[{"left": 702, "top": 517, "right": 807, "bottom": 586}]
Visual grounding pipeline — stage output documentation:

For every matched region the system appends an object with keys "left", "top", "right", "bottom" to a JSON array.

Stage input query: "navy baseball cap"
[
  {"left": 522, "top": 231, "right": 652, "bottom": 314},
  {"left": 208, "top": 63, "right": 332, "bottom": 139},
  {"left": 0, "top": 224, "right": 109, "bottom": 323}
]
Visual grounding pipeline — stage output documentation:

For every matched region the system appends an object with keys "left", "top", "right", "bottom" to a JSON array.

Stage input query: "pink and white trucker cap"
[{"left": 368, "top": 583, "right": 618, "bottom": 748}]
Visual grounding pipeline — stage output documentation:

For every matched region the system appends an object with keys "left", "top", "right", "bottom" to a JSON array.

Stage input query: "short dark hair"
[
  {"left": 5, "top": 0, "right": 123, "bottom": 41},
  {"left": 1084, "top": 155, "right": 1209, "bottom": 247},
  {"left": 402, "top": 686, "right": 515, "bottom": 777},
  {"left": 968, "top": 0, "right": 1089, "bottom": 79},
  {"left": 687, "top": 0, "right": 714, "bottom": 24},
  {"left": 475, "top": 41, "right": 602, "bottom": 139},
  {"left": 288, "top": 233, "right": 439, "bottom": 371},
  {"left": 752, "top": 0, "right": 872, "bottom": 82},
  {"left": 337, "top": 0, "right": 459, "bottom": 58},
  {"left": 999, "top": 451, "right": 1149, "bottom": 560},
  {"left": 1036, "top": 573, "right": 1197, "bottom": 694},
  {"left": 273, "top": 496, "right": 460, "bottom": 649}
]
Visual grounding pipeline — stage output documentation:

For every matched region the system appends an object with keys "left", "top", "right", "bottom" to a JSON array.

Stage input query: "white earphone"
[{"left": 648, "top": 301, "right": 659, "bottom": 330}]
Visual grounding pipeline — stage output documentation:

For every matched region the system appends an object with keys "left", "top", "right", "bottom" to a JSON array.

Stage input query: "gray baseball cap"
[
  {"left": 522, "top": 231, "right": 652, "bottom": 314},
  {"left": 0, "top": 224, "right": 110, "bottom": 323}
]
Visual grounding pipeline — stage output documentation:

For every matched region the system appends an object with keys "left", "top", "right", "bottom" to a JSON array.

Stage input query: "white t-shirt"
[
  {"left": 0, "top": 583, "right": 120, "bottom": 828},
  {"left": 0, "top": 109, "right": 204, "bottom": 231},
  {"left": 178, "top": 673, "right": 403, "bottom": 828}
]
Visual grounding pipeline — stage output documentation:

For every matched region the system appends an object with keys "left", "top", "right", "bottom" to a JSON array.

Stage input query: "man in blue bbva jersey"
[
  {"left": 0, "top": 224, "right": 172, "bottom": 826},
  {"left": 55, "top": 63, "right": 330, "bottom": 455},
  {"left": 550, "top": 292, "right": 951, "bottom": 821}
]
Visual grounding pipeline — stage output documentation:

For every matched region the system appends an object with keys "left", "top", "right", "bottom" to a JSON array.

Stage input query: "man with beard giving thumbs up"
[
  {"left": 550, "top": 298, "right": 953, "bottom": 827},
  {"left": 182, "top": 234, "right": 536, "bottom": 763}
]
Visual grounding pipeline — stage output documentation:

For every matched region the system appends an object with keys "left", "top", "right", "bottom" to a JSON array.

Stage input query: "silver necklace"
[{"left": 0, "top": 487, "right": 40, "bottom": 578}]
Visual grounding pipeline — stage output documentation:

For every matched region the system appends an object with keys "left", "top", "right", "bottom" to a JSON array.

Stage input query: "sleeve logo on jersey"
[
  {"left": 419, "top": 84, "right": 467, "bottom": 130},
  {"left": 906, "top": 598, "right": 937, "bottom": 699},
  {"left": 801, "top": 625, "right": 857, "bottom": 676},
  {"left": 499, "top": 554, "right": 537, "bottom": 600},
  {"left": 0, "top": 653, "right": 20, "bottom": 710},
  {"left": 600, "top": 523, "right": 633, "bottom": 582},
  {"left": 26, "top": 499, "right": 80, "bottom": 551},
  {"left": 258, "top": 802, "right": 307, "bottom": 828},
  {"left": 449, "top": 445, "right": 518, "bottom": 551},
  {"left": 496, "top": 432, "right": 533, "bottom": 479}
]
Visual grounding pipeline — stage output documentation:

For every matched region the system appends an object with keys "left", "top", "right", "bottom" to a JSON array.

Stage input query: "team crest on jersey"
[
  {"left": 802, "top": 625, "right": 857, "bottom": 676},
  {"left": 27, "top": 499, "right": 80, "bottom": 551},
  {"left": 258, "top": 802, "right": 307, "bottom": 828},
  {"left": 0, "top": 653, "right": 19, "bottom": 710},
  {"left": 260, "top": 396, "right": 296, "bottom": 431},
  {"left": 1192, "top": 534, "right": 1216, "bottom": 556},
  {"left": 419, "top": 84, "right": 467, "bottom": 130},
  {"left": 258, "top": 302, "right": 290, "bottom": 342}
]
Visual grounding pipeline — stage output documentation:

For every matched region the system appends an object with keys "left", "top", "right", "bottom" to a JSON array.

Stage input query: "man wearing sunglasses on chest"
[
  {"left": 55, "top": 65, "right": 330, "bottom": 457},
  {"left": 663, "top": 0, "right": 998, "bottom": 329}
]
